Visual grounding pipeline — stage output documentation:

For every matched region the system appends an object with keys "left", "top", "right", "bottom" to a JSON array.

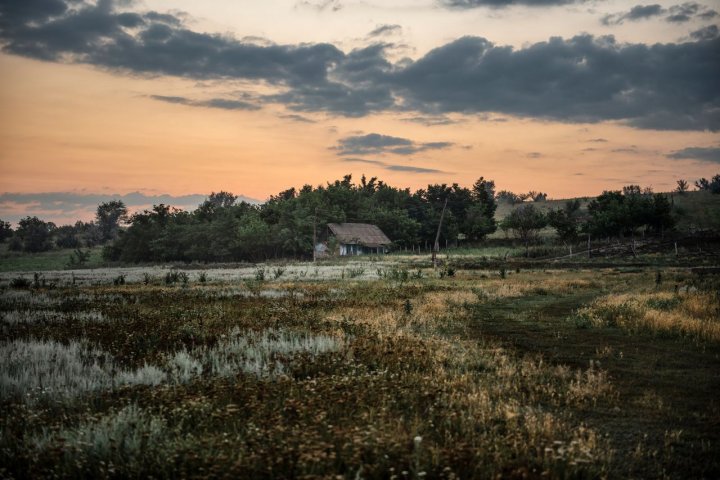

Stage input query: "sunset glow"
[{"left": 1, "top": 0, "right": 718, "bottom": 223}]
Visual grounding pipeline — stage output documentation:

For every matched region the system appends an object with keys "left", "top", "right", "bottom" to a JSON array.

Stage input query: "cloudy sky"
[{"left": 0, "top": 0, "right": 719, "bottom": 224}]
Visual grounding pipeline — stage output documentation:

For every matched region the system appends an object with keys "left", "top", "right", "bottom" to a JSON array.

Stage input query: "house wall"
[{"left": 339, "top": 244, "right": 385, "bottom": 256}]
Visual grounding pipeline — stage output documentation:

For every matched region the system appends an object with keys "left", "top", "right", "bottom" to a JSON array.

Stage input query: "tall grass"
[
  {"left": 572, "top": 291, "right": 720, "bottom": 342},
  {"left": 174, "top": 328, "right": 344, "bottom": 379},
  {"left": 0, "top": 339, "right": 164, "bottom": 403}
]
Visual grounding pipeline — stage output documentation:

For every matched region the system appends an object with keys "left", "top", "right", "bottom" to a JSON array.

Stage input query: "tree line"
[{"left": 1, "top": 173, "right": 717, "bottom": 263}]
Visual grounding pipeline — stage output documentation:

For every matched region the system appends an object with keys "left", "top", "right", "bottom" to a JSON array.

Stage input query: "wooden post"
[
  {"left": 312, "top": 207, "right": 317, "bottom": 263},
  {"left": 674, "top": 242, "right": 678, "bottom": 256},
  {"left": 432, "top": 198, "right": 448, "bottom": 269},
  {"left": 587, "top": 235, "right": 591, "bottom": 259}
]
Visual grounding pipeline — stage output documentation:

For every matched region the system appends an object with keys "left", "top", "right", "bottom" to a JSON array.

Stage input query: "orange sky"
[{"left": 0, "top": 0, "right": 719, "bottom": 224}]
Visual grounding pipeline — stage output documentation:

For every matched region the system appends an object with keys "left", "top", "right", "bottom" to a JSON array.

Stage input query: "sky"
[{"left": 0, "top": 0, "right": 719, "bottom": 224}]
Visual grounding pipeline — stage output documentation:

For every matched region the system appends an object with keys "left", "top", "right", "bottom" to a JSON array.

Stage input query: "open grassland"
[
  {"left": 1, "top": 263, "right": 719, "bottom": 478},
  {"left": 0, "top": 244, "right": 105, "bottom": 273}
]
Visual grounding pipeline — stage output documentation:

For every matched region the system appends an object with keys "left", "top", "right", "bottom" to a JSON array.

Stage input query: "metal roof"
[{"left": 327, "top": 223, "right": 392, "bottom": 247}]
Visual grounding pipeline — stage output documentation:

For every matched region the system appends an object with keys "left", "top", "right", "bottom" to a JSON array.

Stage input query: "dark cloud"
[
  {"left": 667, "top": 146, "right": 720, "bottom": 162},
  {"left": 666, "top": 2, "right": 717, "bottom": 23},
  {"left": 368, "top": 24, "right": 402, "bottom": 38},
  {"left": 601, "top": 3, "right": 717, "bottom": 25},
  {"left": 0, "top": 191, "right": 260, "bottom": 225},
  {"left": 526, "top": 152, "right": 543, "bottom": 158},
  {"left": 391, "top": 35, "right": 720, "bottom": 131},
  {"left": 689, "top": 24, "right": 719, "bottom": 40},
  {"left": 1, "top": 0, "right": 719, "bottom": 131},
  {"left": 334, "top": 133, "right": 454, "bottom": 156},
  {"left": 341, "top": 157, "right": 448, "bottom": 174},
  {"left": 588, "top": 138, "right": 608, "bottom": 142},
  {"left": 279, "top": 113, "right": 316, "bottom": 123},
  {"left": 440, "top": 0, "right": 583, "bottom": 8},
  {"left": 601, "top": 4, "right": 665, "bottom": 25},
  {"left": 150, "top": 95, "right": 260, "bottom": 110},
  {"left": 401, "top": 115, "right": 460, "bottom": 126}
]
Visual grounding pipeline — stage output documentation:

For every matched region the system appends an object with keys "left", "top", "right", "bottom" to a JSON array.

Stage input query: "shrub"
[{"left": 9, "top": 277, "right": 32, "bottom": 289}]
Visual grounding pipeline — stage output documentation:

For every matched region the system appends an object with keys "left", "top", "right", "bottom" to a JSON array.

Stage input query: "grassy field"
[
  {"left": 0, "top": 244, "right": 105, "bottom": 273},
  {"left": 1, "top": 261, "right": 718, "bottom": 478}
]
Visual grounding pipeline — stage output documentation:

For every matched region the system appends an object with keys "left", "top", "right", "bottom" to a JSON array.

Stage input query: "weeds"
[
  {"left": 0, "top": 264, "right": 716, "bottom": 478},
  {"left": 9, "top": 277, "right": 31, "bottom": 289},
  {"left": 272, "top": 266, "right": 285, "bottom": 280},
  {"left": 345, "top": 267, "right": 365, "bottom": 279}
]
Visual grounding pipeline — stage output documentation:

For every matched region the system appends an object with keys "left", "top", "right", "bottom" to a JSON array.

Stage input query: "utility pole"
[
  {"left": 312, "top": 207, "right": 317, "bottom": 263},
  {"left": 432, "top": 198, "right": 448, "bottom": 269}
]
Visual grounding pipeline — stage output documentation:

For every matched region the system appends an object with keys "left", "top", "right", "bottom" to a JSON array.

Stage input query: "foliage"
[
  {"left": 12, "top": 217, "right": 57, "bottom": 253},
  {"left": 584, "top": 189, "right": 675, "bottom": 238},
  {"left": 96, "top": 200, "right": 128, "bottom": 243},
  {"left": 500, "top": 204, "right": 548, "bottom": 251},
  {"left": 694, "top": 174, "right": 719, "bottom": 193},
  {"left": 104, "top": 176, "right": 497, "bottom": 263},
  {"left": 67, "top": 248, "right": 92, "bottom": 268},
  {"left": 0, "top": 220, "right": 13, "bottom": 243},
  {"left": 547, "top": 199, "right": 582, "bottom": 243},
  {"left": 676, "top": 179, "right": 689, "bottom": 194}
]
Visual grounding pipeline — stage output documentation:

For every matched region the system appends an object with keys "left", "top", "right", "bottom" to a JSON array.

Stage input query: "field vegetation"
[{"left": 1, "top": 261, "right": 718, "bottom": 478}]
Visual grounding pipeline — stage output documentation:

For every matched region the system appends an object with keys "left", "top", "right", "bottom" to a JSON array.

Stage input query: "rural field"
[{"left": 1, "top": 257, "right": 719, "bottom": 479}]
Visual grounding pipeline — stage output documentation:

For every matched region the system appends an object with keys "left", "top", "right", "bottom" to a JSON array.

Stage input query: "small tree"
[
  {"left": 676, "top": 179, "right": 689, "bottom": 194},
  {"left": 465, "top": 176, "right": 497, "bottom": 240},
  {"left": 501, "top": 204, "right": 547, "bottom": 256},
  {"left": 14, "top": 217, "right": 55, "bottom": 252},
  {"left": 496, "top": 190, "right": 521, "bottom": 205},
  {"left": 695, "top": 178, "right": 710, "bottom": 190},
  {"left": 0, "top": 220, "right": 12, "bottom": 243},
  {"left": 96, "top": 200, "right": 128, "bottom": 243},
  {"left": 547, "top": 199, "right": 581, "bottom": 245},
  {"left": 711, "top": 174, "right": 720, "bottom": 194}
]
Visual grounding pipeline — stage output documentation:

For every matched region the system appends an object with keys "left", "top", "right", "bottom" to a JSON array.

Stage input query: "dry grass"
[
  {"left": 574, "top": 291, "right": 720, "bottom": 342},
  {"left": 1, "top": 265, "right": 716, "bottom": 478}
]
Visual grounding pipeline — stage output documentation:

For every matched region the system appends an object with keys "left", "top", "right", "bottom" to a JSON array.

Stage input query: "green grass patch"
[{"left": 0, "top": 244, "right": 105, "bottom": 272}]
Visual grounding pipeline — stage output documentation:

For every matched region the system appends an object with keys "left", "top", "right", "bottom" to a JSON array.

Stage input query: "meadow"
[{"left": 1, "top": 259, "right": 719, "bottom": 479}]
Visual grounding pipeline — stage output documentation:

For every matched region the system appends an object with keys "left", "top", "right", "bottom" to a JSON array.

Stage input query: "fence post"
[{"left": 587, "top": 235, "right": 591, "bottom": 259}]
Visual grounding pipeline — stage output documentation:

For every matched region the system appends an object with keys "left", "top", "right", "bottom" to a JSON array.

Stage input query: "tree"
[
  {"left": 500, "top": 204, "right": 547, "bottom": 256},
  {"left": 527, "top": 191, "right": 547, "bottom": 202},
  {"left": 713, "top": 175, "right": 720, "bottom": 194},
  {"left": 465, "top": 177, "right": 497, "bottom": 240},
  {"left": 14, "top": 217, "right": 56, "bottom": 252},
  {"left": 695, "top": 178, "right": 710, "bottom": 190},
  {"left": 547, "top": 199, "right": 581, "bottom": 244},
  {"left": 197, "top": 191, "right": 238, "bottom": 220},
  {"left": 55, "top": 225, "right": 82, "bottom": 249},
  {"left": 496, "top": 190, "right": 521, "bottom": 205},
  {"left": 676, "top": 179, "right": 689, "bottom": 194},
  {"left": 646, "top": 194, "right": 675, "bottom": 236},
  {"left": 0, "top": 220, "right": 12, "bottom": 243},
  {"left": 96, "top": 200, "right": 128, "bottom": 243}
]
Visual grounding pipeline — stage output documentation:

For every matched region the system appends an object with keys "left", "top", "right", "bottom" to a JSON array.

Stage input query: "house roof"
[{"left": 327, "top": 223, "right": 392, "bottom": 247}]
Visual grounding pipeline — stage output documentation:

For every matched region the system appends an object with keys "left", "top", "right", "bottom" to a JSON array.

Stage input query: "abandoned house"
[{"left": 318, "top": 223, "right": 392, "bottom": 256}]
